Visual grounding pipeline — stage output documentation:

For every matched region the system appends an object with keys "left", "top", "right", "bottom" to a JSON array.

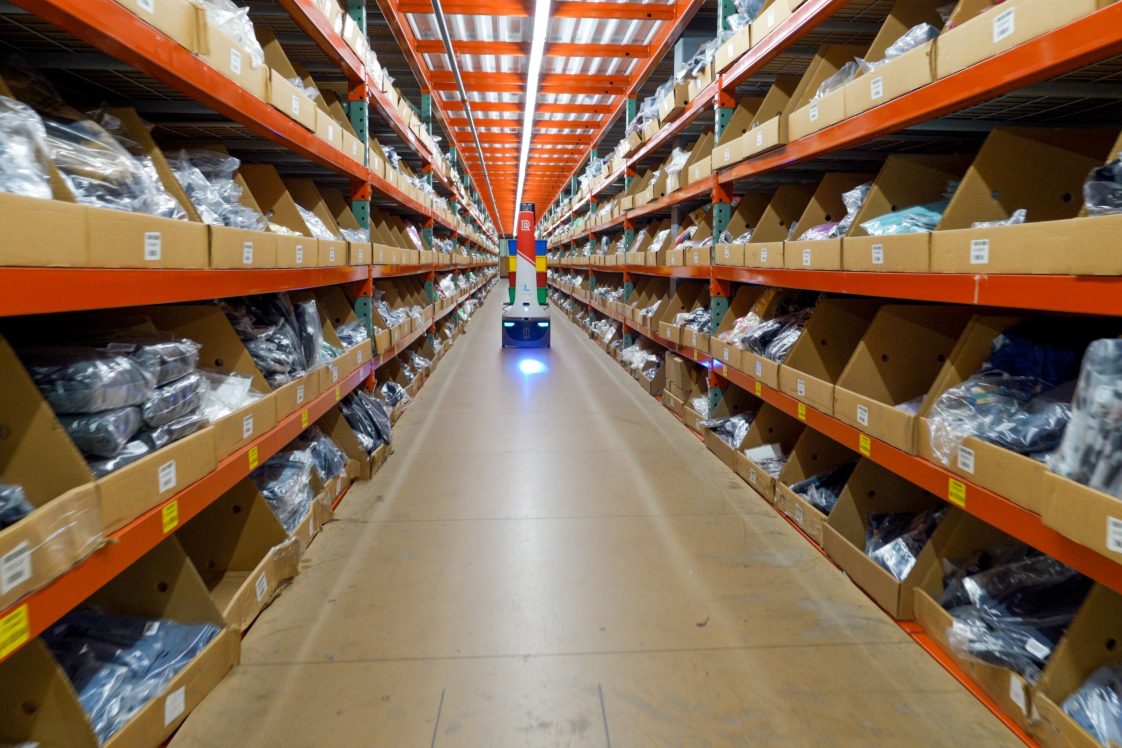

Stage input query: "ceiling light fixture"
[{"left": 514, "top": 0, "right": 553, "bottom": 227}]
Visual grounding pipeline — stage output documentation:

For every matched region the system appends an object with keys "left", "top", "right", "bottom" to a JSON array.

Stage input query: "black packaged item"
[
  {"left": 87, "top": 440, "right": 152, "bottom": 478},
  {"left": 865, "top": 507, "right": 947, "bottom": 581},
  {"left": 380, "top": 381, "right": 410, "bottom": 408},
  {"left": 699, "top": 413, "right": 754, "bottom": 448},
  {"left": 0, "top": 483, "right": 34, "bottom": 529},
  {"left": 335, "top": 321, "right": 368, "bottom": 348},
  {"left": 790, "top": 461, "right": 856, "bottom": 515},
  {"left": 139, "top": 412, "right": 208, "bottom": 450},
  {"left": 25, "top": 347, "right": 156, "bottom": 414},
  {"left": 42, "top": 610, "right": 220, "bottom": 744},
  {"left": 1062, "top": 663, "right": 1122, "bottom": 747},
  {"left": 293, "top": 298, "right": 324, "bottom": 370},
  {"left": 339, "top": 390, "right": 392, "bottom": 453},
  {"left": 220, "top": 295, "right": 307, "bottom": 387},
  {"left": 297, "top": 426, "right": 348, "bottom": 482},
  {"left": 60, "top": 406, "right": 142, "bottom": 458},
  {"left": 1084, "top": 159, "right": 1122, "bottom": 217},
  {"left": 141, "top": 370, "right": 206, "bottom": 428},
  {"left": 127, "top": 338, "right": 201, "bottom": 386},
  {"left": 251, "top": 449, "right": 315, "bottom": 532}
]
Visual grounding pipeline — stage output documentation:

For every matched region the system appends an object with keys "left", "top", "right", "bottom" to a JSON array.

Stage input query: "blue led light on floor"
[{"left": 518, "top": 359, "right": 547, "bottom": 375}]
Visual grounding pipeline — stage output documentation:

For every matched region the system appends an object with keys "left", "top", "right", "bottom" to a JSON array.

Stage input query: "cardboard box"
[
  {"left": 834, "top": 305, "right": 973, "bottom": 453},
  {"left": 0, "top": 337, "right": 101, "bottom": 610},
  {"left": 259, "top": 28, "right": 318, "bottom": 131},
  {"left": 736, "top": 404, "right": 805, "bottom": 500},
  {"left": 843, "top": 0, "right": 942, "bottom": 118},
  {"left": 774, "top": 429, "right": 860, "bottom": 544},
  {"left": 742, "top": 184, "right": 816, "bottom": 268},
  {"left": 209, "top": 225, "right": 278, "bottom": 268},
  {"left": 823, "top": 459, "right": 953, "bottom": 619},
  {"left": 844, "top": 154, "right": 972, "bottom": 272},
  {"left": 936, "top": 0, "right": 1110, "bottom": 80},
  {"left": 113, "top": 0, "right": 201, "bottom": 51},
  {"left": 708, "top": 284, "right": 766, "bottom": 370},
  {"left": 786, "top": 45, "right": 868, "bottom": 142},
  {"left": 319, "top": 186, "right": 372, "bottom": 265},
  {"left": 284, "top": 178, "right": 348, "bottom": 266},
  {"left": 0, "top": 193, "right": 89, "bottom": 267},
  {"left": 653, "top": 281, "right": 705, "bottom": 344},
  {"left": 778, "top": 298, "right": 881, "bottom": 415},
  {"left": 930, "top": 127, "right": 1121, "bottom": 274},
  {"left": 1041, "top": 473, "right": 1122, "bottom": 565},
  {"left": 239, "top": 163, "right": 322, "bottom": 265},
  {"left": 197, "top": 17, "right": 269, "bottom": 99},
  {"left": 750, "top": 0, "right": 795, "bottom": 44},
  {"left": 657, "top": 80, "right": 691, "bottom": 122},
  {"left": 716, "top": 25, "right": 752, "bottom": 73},
  {"left": 715, "top": 192, "right": 772, "bottom": 266},
  {"left": 784, "top": 172, "right": 874, "bottom": 270},
  {"left": 712, "top": 96, "right": 766, "bottom": 170},
  {"left": 738, "top": 76, "right": 802, "bottom": 161},
  {"left": 0, "top": 537, "right": 239, "bottom": 748},
  {"left": 701, "top": 386, "right": 762, "bottom": 473}
]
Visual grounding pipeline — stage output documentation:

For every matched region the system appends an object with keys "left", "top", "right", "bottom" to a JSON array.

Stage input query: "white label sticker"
[
  {"left": 242, "top": 241, "right": 254, "bottom": 265},
  {"left": 1107, "top": 516, "right": 1122, "bottom": 553},
  {"left": 254, "top": 572, "right": 268, "bottom": 602},
  {"left": 1008, "top": 675, "right": 1027, "bottom": 714},
  {"left": 295, "top": 245, "right": 305, "bottom": 264},
  {"left": 328, "top": 247, "right": 336, "bottom": 262},
  {"left": 802, "top": 248, "right": 812, "bottom": 266},
  {"left": 158, "top": 460, "right": 177, "bottom": 493},
  {"left": 164, "top": 687, "right": 186, "bottom": 726},
  {"left": 856, "top": 404, "right": 869, "bottom": 427},
  {"left": 137, "top": 0, "right": 155, "bottom": 12},
  {"left": 143, "top": 621, "right": 160, "bottom": 636},
  {"left": 1, "top": 542, "right": 32, "bottom": 594},
  {"left": 871, "top": 244, "right": 884, "bottom": 265},
  {"left": 809, "top": 102, "right": 819, "bottom": 122},
  {"left": 993, "top": 8, "right": 1015, "bottom": 43},
  {"left": 870, "top": 76, "right": 884, "bottom": 101},
  {"left": 956, "top": 445, "right": 976, "bottom": 475},
  {"left": 1025, "top": 637, "right": 1051, "bottom": 660},
  {"left": 327, "top": 124, "right": 335, "bottom": 140},
  {"left": 356, "top": 349, "right": 363, "bottom": 365},
  {"left": 970, "top": 239, "right": 990, "bottom": 265},
  {"left": 229, "top": 48, "right": 242, "bottom": 76},
  {"left": 330, "top": 364, "right": 339, "bottom": 383},
  {"left": 766, "top": 8, "right": 774, "bottom": 26},
  {"left": 754, "top": 360, "right": 763, "bottom": 377},
  {"left": 756, "top": 131, "right": 764, "bottom": 146},
  {"left": 291, "top": 95, "right": 301, "bottom": 116},
  {"left": 242, "top": 414, "right": 254, "bottom": 439},
  {"left": 794, "top": 505, "right": 804, "bottom": 525},
  {"left": 760, "top": 247, "right": 768, "bottom": 263},
  {"left": 749, "top": 469, "right": 758, "bottom": 484},
  {"left": 144, "top": 232, "right": 162, "bottom": 261},
  {"left": 296, "top": 384, "right": 306, "bottom": 404},
  {"left": 796, "top": 379, "right": 806, "bottom": 397}
]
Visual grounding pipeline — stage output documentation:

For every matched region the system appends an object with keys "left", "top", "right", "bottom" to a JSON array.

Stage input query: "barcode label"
[
  {"left": 164, "top": 687, "right": 186, "bottom": 726},
  {"left": 871, "top": 244, "right": 884, "bottom": 265},
  {"left": 723, "top": 346, "right": 732, "bottom": 362},
  {"left": 802, "top": 248, "right": 811, "bottom": 266},
  {"left": 242, "top": 414, "right": 254, "bottom": 439},
  {"left": 1009, "top": 675, "right": 1027, "bottom": 714},
  {"left": 1025, "top": 637, "right": 1050, "bottom": 660},
  {"left": 291, "top": 95, "right": 301, "bottom": 116},
  {"left": 956, "top": 445, "right": 976, "bottom": 474},
  {"left": 749, "top": 469, "right": 757, "bottom": 485},
  {"left": 794, "top": 505, "right": 804, "bottom": 525},
  {"left": 295, "top": 245, "right": 304, "bottom": 264},
  {"left": 766, "top": 9, "right": 774, "bottom": 26},
  {"left": 754, "top": 360, "right": 763, "bottom": 377},
  {"left": 229, "top": 48, "right": 242, "bottom": 76},
  {"left": 144, "top": 232, "right": 162, "bottom": 261},
  {"left": 0, "top": 542, "right": 31, "bottom": 594},
  {"left": 993, "top": 8, "right": 1015, "bottom": 43},
  {"left": 158, "top": 460, "right": 177, "bottom": 493},
  {"left": 723, "top": 146, "right": 731, "bottom": 163},
  {"left": 809, "top": 102, "right": 819, "bottom": 122},
  {"left": 756, "top": 131, "right": 764, "bottom": 147},
  {"left": 330, "top": 364, "right": 339, "bottom": 383},
  {"left": 296, "top": 384, "right": 306, "bottom": 404},
  {"left": 327, "top": 124, "right": 335, "bottom": 140},
  {"left": 970, "top": 239, "right": 990, "bottom": 265},
  {"left": 242, "top": 241, "right": 254, "bottom": 264},
  {"left": 870, "top": 77, "right": 884, "bottom": 101},
  {"left": 255, "top": 572, "right": 268, "bottom": 602},
  {"left": 1107, "top": 516, "right": 1122, "bottom": 553},
  {"left": 760, "top": 247, "right": 768, "bottom": 263},
  {"left": 796, "top": 379, "right": 806, "bottom": 397},
  {"left": 328, "top": 247, "right": 336, "bottom": 262},
  {"left": 856, "top": 404, "right": 869, "bottom": 427}
]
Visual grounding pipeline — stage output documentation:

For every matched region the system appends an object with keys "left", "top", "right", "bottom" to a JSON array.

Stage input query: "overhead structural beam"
[
  {"left": 441, "top": 101, "right": 613, "bottom": 115},
  {"left": 395, "top": 0, "right": 676, "bottom": 19},
  {"left": 413, "top": 39, "right": 650, "bottom": 57}
]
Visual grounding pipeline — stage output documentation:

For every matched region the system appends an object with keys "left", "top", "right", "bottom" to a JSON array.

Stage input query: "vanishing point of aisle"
[{"left": 173, "top": 293, "right": 1019, "bottom": 748}]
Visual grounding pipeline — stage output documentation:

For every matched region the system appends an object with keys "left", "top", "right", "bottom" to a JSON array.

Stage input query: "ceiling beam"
[{"left": 395, "top": 0, "right": 676, "bottom": 20}]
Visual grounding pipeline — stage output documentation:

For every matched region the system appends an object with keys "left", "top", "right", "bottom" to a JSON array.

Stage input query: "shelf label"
[
  {"left": 754, "top": 381, "right": 762, "bottom": 396},
  {"left": 858, "top": 434, "right": 871, "bottom": 456},
  {"left": 329, "top": 247, "right": 336, "bottom": 262},
  {"left": 993, "top": 8, "right": 1015, "bottom": 43},
  {"left": 255, "top": 572, "right": 269, "bottom": 602},
  {"left": 1, "top": 542, "right": 31, "bottom": 594},
  {"left": 0, "top": 605, "right": 30, "bottom": 659},
  {"left": 161, "top": 500, "right": 179, "bottom": 534},
  {"left": 335, "top": 385, "right": 342, "bottom": 401},
  {"left": 242, "top": 414, "right": 254, "bottom": 439},
  {"left": 248, "top": 445, "right": 260, "bottom": 470},
  {"left": 948, "top": 479, "right": 967, "bottom": 508},
  {"left": 1008, "top": 675, "right": 1027, "bottom": 714},
  {"left": 723, "top": 146, "right": 731, "bottom": 164},
  {"left": 144, "top": 232, "right": 162, "bottom": 261},
  {"left": 327, "top": 124, "right": 335, "bottom": 140},
  {"left": 856, "top": 404, "right": 869, "bottom": 427},
  {"left": 749, "top": 469, "right": 757, "bottom": 485},
  {"left": 229, "top": 48, "right": 242, "bottom": 76},
  {"left": 796, "top": 379, "right": 806, "bottom": 397},
  {"left": 794, "top": 505, "right": 804, "bottom": 525},
  {"left": 295, "top": 245, "right": 305, "bottom": 264},
  {"left": 760, "top": 247, "right": 768, "bottom": 263},
  {"left": 970, "top": 239, "right": 990, "bottom": 265},
  {"left": 242, "top": 242, "right": 254, "bottom": 265},
  {"left": 809, "top": 102, "right": 819, "bottom": 123},
  {"left": 871, "top": 244, "right": 884, "bottom": 265},
  {"left": 766, "top": 8, "right": 775, "bottom": 27},
  {"left": 756, "top": 131, "right": 764, "bottom": 147},
  {"left": 291, "top": 95, "right": 300, "bottom": 116},
  {"left": 797, "top": 403, "right": 806, "bottom": 421},
  {"left": 870, "top": 76, "right": 884, "bottom": 101},
  {"left": 164, "top": 687, "right": 186, "bottom": 726},
  {"left": 330, "top": 364, "right": 339, "bottom": 383},
  {"left": 296, "top": 384, "right": 306, "bottom": 404},
  {"left": 956, "top": 445, "right": 976, "bottom": 475},
  {"left": 802, "top": 248, "right": 811, "bottom": 266},
  {"left": 158, "top": 460, "right": 177, "bottom": 493},
  {"left": 1107, "top": 516, "right": 1122, "bottom": 554}
]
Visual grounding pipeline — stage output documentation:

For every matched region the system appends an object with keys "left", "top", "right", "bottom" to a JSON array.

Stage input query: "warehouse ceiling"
[{"left": 371, "top": 0, "right": 705, "bottom": 234}]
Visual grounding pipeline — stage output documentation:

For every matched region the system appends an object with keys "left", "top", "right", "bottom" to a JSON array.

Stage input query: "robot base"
[{"left": 502, "top": 317, "right": 551, "bottom": 348}]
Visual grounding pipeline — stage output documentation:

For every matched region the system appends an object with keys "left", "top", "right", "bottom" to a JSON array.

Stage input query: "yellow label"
[
  {"left": 948, "top": 479, "right": 967, "bottom": 508},
  {"left": 161, "top": 500, "right": 179, "bottom": 534},
  {"left": 754, "top": 381, "right": 762, "bottom": 396},
  {"left": 797, "top": 403, "right": 806, "bottom": 421},
  {"left": 335, "top": 385, "right": 341, "bottom": 401},
  {"left": 0, "top": 605, "right": 30, "bottom": 659},
  {"left": 248, "top": 445, "right": 260, "bottom": 470},
  {"left": 858, "top": 435, "right": 872, "bottom": 456},
  {"left": 300, "top": 410, "right": 309, "bottom": 428}
]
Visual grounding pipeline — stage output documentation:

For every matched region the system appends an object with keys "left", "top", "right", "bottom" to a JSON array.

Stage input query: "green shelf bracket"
[
  {"left": 716, "top": 106, "right": 735, "bottom": 138},
  {"left": 712, "top": 201, "right": 732, "bottom": 243},
  {"left": 625, "top": 97, "right": 638, "bottom": 127},
  {"left": 623, "top": 332, "right": 635, "bottom": 348},
  {"left": 424, "top": 279, "right": 436, "bottom": 302},
  {"left": 354, "top": 295, "right": 373, "bottom": 337},
  {"left": 350, "top": 199, "right": 370, "bottom": 229},
  {"left": 623, "top": 280, "right": 635, "bottom": 301},
  {"left": 708, "top": 386, "right": 726, "bottom": 411},
  {"left": 623, "top": 227, "right": 635, "bottom": 250},
  {"left": 717, "top": 0, "right": 737, "bottom": 32},
  {"left": 710, "top": 295, "right": 730, "bottom": 335}
]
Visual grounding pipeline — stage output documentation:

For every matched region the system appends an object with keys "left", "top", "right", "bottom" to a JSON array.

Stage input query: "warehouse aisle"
[{"left": 173, "top": 292, "right": 1018, "bottom": 748}]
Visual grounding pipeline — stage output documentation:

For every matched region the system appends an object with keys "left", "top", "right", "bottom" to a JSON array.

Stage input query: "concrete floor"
[{"left": 172, "top": 291, "right": 1020, "bottom": 747}]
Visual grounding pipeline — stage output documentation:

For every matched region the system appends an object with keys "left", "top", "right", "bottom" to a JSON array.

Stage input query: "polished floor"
[{"left": 173, "top": 291, "right": 1019, "bottom": 747}]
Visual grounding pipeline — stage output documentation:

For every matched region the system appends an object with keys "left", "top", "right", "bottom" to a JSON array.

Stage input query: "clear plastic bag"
[
  {"left": 1050, "top": 339, "right": 1122, "bottom": 494},
  {"left": 335, "top": 320, "right": 369, "bottom": 348},
  {"left": 340, "top": 227, "right": 369, "bottom": 243},
  {"left": 296, "top": 204, "right": 341, "bottom": 241},
  {"left": 340, "top": 389, "right": 392, "bottom": 453},
  {"left": 1084, "top": 159, "right": 1122, "bottom": 217},
  {"left": 699, "top": 412, "right": 754, "bottom": 447},
  {"left": 0, "top": 95, "right": 52, "bottom": 199},
  {"left": 197, "top": 370, "right": 256, "bottom": 422},
  {"left": 927, "top": 372, "right": 1051, "bottom": 464},
  {"left": 60, "top": 407, "right": 143, "bottom": 458},
  {"left": 973, "top": 209, "right": 1027, "bottom": 228},
  {"left": 42, "top": 610, "right": 221, "bottom": 744},
  {"left": 859, "top": 203, "right": 946, "bottom": 236},
  {"left": 865, "top": 23, "right": 941, "bottom": 71},
  {"left": 25, "top": 347, "right": 156, "bottom": 414},
  {"left": 790, "top": 461, "right": 856, "bottom": 515},
  {"left": 167, "top": 150, "right": 266, "bottom": 230},
  {"left": 126, "top": 338, "right": 201, "bottom": 386},
  {"left": 90, "top": 109, "right": 187, "bottom": 220},
  {"left": 293, "top": 298, "right": 324, "bottom": 370},
  {"left": 297, "top": 426, "right": 348, "bottom": 482},
  {"left": 220, "top": 295, "right": 307, "bottom": 387},
  {"left": 0, "top": 483, "right": 34, "bottom": 529},
  {"left": 87, "top": 440, "right": 151, "bottom": 478},
  {"left": 195, "top": 0, "right": 266, "bottom": 68},
  {"left": 1061, "top": 664, "right": 1122, "bottom": 747},
  {"left": 664, "top": 147, "right": 690, "bottom": 177},
  {"left": 252, "top": 448, "right": 315, "bottom": 531},
  {"left": 813, "top": 60, "right": 862, "bottom": 101},
  {"left": 866, "top": 507, "right": 947, "bottom": 581},
  {"left": 380, "top": 381, "right": 411, "bottom": 409},
  {"left": 141, "top": 370, "right": 207, "bottom": 428},
  {"left": 837, "top": 181, "right": 873, "bottom": 236},
  {"left": 140, "top": 411, "right": 207, "bottom": 450}
]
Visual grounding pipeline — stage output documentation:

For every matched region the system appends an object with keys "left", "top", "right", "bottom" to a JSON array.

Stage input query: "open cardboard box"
[
  {"left": 284, "top": 179, "right": 348, "bottom": 266},
  {"left": 0, "top": 336, "right": 101, "bottom": 611},
  {"left": 632, "top": 276, "right": 671, "bottom": 330},
  {"left": 683, "top": 209, "right": 715, "bottom": 268},
  {"left": 783, "top": 172, "right": 874, "bottom": 270},
  {"left": 715, "top": 192, "right": 772, "bottom": 266},
  {"left": 736, "top": 76, "right": 802, "bottom": 163},
  {"left": 315, "top": 403, "right": 388, "bottom": 480},
  {"left": 736, "top": 404, "right": 805, "bottom": 500},
  {"left": 678, "top": 284, "right": 713, "bottom": 352},
  {"left": 834, "top": 304, "right": 973, "bottom": 453},
  {"left": 843, "top": 0, "right": 943, "bottom": 119},
  {"left": 936, "top": 0, "right": 1112, "bottom": 80},
  {"left": 320, "top": 186, "right": 372, "bottom": 265},
  {"left": 739, "top": 288, "right": 816, "bottom": 388},
  {"left": 1031, "top": 584, "right": 1122, "bottom": 748},
  {"left": 712, "top": 96, "right": 765, "bottom": 170},
  {"left": 774, "top": 429, "right": 860, "bottom": 544},
  {"left": 682, "top": 366, "right": 716, "bottom": 434},
  {"left": 239, "top": 163, "right": 319, "bottom": 268},
  {"left": 824, "top": 458, "right": 955, "bottom": 619},
  {"left": 716, "top": 22, "right": 752, "bottom": 73},
  {"left": 657, "top": 79, "right": 691, "bottom": 122},
  {"left": 113, "top": 0, "right": 201, "bottom": 52},
  {"left": 322, "top": 90, "right": 367, "bottom": 165},
  {"left": 687, "top": 62, "right": 714, "bottom": 102},
  {"left": 0, "top": 536, "right": 239, "bottom": 748},
  {"left": 195, "top": 7, "right": 268, "bottom": 99},
  {"left": 786, "top": 44, "right": 869, "bottom": 142},
  {"left": 751, "top": 0, "right": 796, "bottom": 46},
  {"left": 701, "top": 386, "right": 762, "bottom": 473},
  {"left": 663, "top": 352, "right": 694, "bottom": 403},
  {"left": 257, "top": 27, "right": 317, "bottom": 131},
  {"left": 1041, "top": 472, "right": 1122, "bottom": 567},
  {"left": 778, "top": 297, "right": 881, "bottom": 415},
  {"left": 742, "top": 183, "right": 816, "bottom": 268},
  {"left": 844, "top": 154, "right": 972, "bottom": 272},
  {"left": 177, "top": 479, "right": 301, "bottom": 632},
  {"left": 292, "top": 63, "right": 344, "bottom": 153},
  {"left": 930, "top": 127, "right": 1122, "bottom": 274},
  {"left": 655, "top": 281, "right": 706, "bottom": 344},
  {"left": 685, "top": 130, "right": 715, "bottom": 186},
  {"left": 709, "top": 284, "right": 767, "bottom": 371},
  {"left": 315, "top": 285, "right": 375, "bottom": 369}
]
